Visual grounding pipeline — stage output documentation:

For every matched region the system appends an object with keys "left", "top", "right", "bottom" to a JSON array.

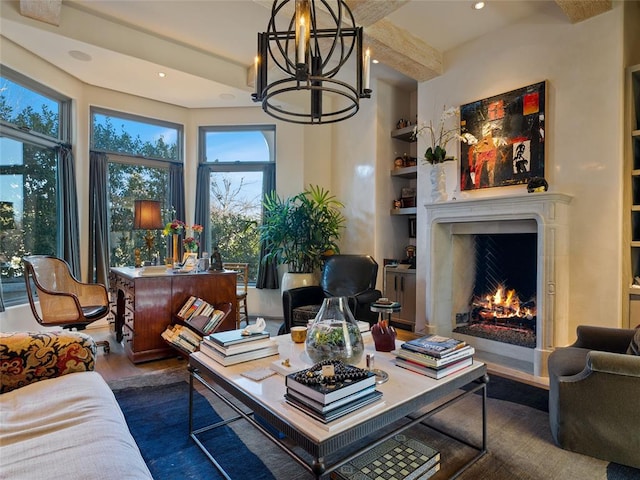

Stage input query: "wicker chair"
[{"left": 22, "top": 255, "right": 110, "bottom": 353}]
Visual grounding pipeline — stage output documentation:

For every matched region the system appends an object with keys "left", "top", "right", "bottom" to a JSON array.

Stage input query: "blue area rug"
[{"left": 114, "top": 381, "right": 275, "bottom": 480}]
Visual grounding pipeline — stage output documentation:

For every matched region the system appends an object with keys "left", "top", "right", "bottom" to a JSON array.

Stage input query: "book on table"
[
  {"left": 203, "top": 335, "right": 274, "bottom": 355},
  {"left": 286, "top": 384, "right": 378, "bottom": 414},
  {"left": 401, "top": 334, "right": 467, "bottom": 358},
  {"left": 394, "top": 346, "right": 475, "bottom": 368},
  {"left": 285, "top": 390, "right": 383, "bottom": 424},
  {"left": 394, "top": 356, "right": 474, "bottom": 379},
  {"left": 206, "top": 328, "right": 269, "bottom": 347},
  {"left": 199, "top": 340, "right": 278, "bottom": 366},
  {"left": 285, "top": 361, "right": 377, "bottom": 404},
  {"left": 331, "top": 434, "right": 440, "bottom": 480}
]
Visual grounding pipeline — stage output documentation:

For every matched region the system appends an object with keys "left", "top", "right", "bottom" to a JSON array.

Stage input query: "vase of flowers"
[
  {"left": 163, "top": 219, "right": 185, "bottom": 266},
  {"left": 183, "top": 224, "right": 203, "bottom": 253},
  {"left": 413, "top": 106, "right": 460, "bottom": 203},
  {"left": 183, "top": 236, "right": 199, "bottom": 253}
]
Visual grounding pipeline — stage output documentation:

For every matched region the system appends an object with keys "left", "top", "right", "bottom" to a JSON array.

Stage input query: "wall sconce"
[{"left": 133, "top": 200, "right": 163, "bottom": 263}]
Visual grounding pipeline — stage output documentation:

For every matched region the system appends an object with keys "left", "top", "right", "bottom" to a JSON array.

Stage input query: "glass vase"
[{"left": 305, "top": 296, "right": 364, "bottom": 365}]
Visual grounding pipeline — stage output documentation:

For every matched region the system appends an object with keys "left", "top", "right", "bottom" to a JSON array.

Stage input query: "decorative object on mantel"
[
  {"left": 413, "top": 106, "right": 461, "bottom": 203},
  {"left": 459, "top": 81, "right": 546, "bottom": 191},
  {"left": 430, "top": 163, "right": 448, "bottom": 203},
  {"left": 527, "top": 177, "right": 549, "bottom": 193},
  {"left": 251, "top": 0, "right": 371, "bottom": 125}
]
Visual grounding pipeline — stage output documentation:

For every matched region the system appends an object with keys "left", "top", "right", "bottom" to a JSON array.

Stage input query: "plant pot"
[
  {"left": 430, "top": 163, "right": 447, "bottom": 203},
  {"left": 280, "top": 271, "right": 318, "bottom": 296}
]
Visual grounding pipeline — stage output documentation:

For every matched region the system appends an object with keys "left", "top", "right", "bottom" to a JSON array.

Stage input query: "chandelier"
[{"left": 252, "top": 0, "right": 372, "bottom": 125}]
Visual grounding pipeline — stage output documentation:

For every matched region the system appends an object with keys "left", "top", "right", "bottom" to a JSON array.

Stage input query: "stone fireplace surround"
[{"left": 424, "top": 193, "right": 572, "bottom": 377}]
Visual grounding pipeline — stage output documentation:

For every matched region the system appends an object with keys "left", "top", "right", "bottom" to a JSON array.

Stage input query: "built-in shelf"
[
  {"left": 390, "top": 207, "right": 417, "bottom": 215},
  {"left": 391, "top": 125, "right": 416, "bottom": 143},
  {"left": 390, "top": 165, "right": 417, "bottom": 179}
]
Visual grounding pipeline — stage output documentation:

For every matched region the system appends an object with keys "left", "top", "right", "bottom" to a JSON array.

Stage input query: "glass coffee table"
[{"left": 188, "top": 333, "right": 488, "bottom": 479}]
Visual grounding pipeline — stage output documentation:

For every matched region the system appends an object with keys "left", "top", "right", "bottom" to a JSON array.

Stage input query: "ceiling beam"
[
  {"left": 19, "top": 0, "right": 61, "bottom": 26},
  {"left": 554, "top": 0, "right": 612, "bottom": 24},
  {"left": 345, "top": 0, "right": 410, "bottom": 26},
  {"left": 365, "top": 19, "right": 442, "bottom": 82}
]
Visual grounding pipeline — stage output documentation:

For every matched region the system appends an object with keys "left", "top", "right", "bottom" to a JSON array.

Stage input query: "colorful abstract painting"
[{"left": 459, "top": 81, "right": 546, "bottom": 191}]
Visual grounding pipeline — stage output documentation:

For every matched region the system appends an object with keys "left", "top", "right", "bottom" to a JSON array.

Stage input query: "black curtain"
[
  {"left": 59, "top": 146, "right": 81, "bottom": 279},
  {"left": 168, "top": 163, "right": 185, "bottom": 260},
  {"left": 88, "top": 151, "right": 111, "bottom": 286},
  {"left": 256, "top": 162, "right": 278, "bottom": 289},
  {"left": 194, "top": 164, "right": 211, "bottom": 254}
]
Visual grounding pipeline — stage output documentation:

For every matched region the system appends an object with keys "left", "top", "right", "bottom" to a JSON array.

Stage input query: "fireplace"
[
  {"left": 423, "top": 193, "right": 572, "bottom": 377},
  {"left": 453, "top": 232, "right": 537, "bottom": 349}
]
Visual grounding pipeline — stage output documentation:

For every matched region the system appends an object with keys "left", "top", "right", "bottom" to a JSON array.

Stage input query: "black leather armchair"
[
  {"left": 280, "top": 255, "right": 382, "bottom": 334},
  {"left": 548, "top": 325, "right": 640, "bottom": 469}
]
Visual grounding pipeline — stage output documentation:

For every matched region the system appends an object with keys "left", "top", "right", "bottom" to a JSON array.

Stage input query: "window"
[
  {"left": 201, "top": 126, "right": 275, "bottom": 283},
  {"left": 0, "top": 67, "right": 70, "bottom": 309},
  {"left": 91, "top": 108, "right": 182, "bottom": 267}
]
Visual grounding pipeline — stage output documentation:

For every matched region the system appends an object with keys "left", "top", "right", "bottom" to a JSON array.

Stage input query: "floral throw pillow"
[
  {"left": 627, "top": 327, "right": 640, "bottom": 356},
  {"left": 0, "top": 331, "right": 96, "bottom": 394}
]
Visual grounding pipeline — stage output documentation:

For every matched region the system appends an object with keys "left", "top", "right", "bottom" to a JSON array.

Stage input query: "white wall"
[{"left": 415, "top": 3, "right": 628, "bottom": 338}]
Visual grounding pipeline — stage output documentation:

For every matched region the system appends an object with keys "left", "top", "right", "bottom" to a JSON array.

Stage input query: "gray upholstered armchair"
[{"left": 547, "top": 325, "right": 640, "bottom": 469}]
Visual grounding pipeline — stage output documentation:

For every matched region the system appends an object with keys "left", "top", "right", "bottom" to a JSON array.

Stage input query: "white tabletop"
[{"left": 190, "top": 332, "right": 485, "bottom": 443}]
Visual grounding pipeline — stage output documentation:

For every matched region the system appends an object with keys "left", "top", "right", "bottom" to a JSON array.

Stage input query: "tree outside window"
[
  {"left": 0, "top": 69, "right": 66, "bottom": 309},
  {"left": 202, "top": 127, "right": 275, "bottom": 283}
]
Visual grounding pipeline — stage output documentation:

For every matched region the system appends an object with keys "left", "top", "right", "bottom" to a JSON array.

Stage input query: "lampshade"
[
  {"left": 133, "top": 200, "right": 163, "bottom": 230},
  {"left": 252, "top": 0, "right": 371, "bottom": 125},
  {"left": 0, "top": 202, "right": 15, "bottom": 231}
]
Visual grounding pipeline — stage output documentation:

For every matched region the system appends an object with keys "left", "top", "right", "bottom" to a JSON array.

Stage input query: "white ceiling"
[{"left": 1, "top": 1, "right": 577, "bottom": 109}]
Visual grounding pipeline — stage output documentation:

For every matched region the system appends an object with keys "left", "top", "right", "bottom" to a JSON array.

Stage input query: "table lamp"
[{"left": 133, "top": 200, "right": 163, "bottom": 263}]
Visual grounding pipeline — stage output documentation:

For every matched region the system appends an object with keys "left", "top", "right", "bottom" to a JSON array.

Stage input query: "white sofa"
[{"left": 0, "top": 331, "right": 153, "bottom": 480}]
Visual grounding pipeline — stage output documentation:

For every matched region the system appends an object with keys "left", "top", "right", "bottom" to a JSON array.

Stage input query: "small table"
[{"left": 370, "top": 302, "right": 402, "bottom": 325}]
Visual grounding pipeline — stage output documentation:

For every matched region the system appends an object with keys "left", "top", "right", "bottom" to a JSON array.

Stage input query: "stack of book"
[
  {"left": 200, "top": 328, "right": 278, "bottom": 366},
  {"left": 177, "top": 296, "right": 227, "bottom": 335},
  {"left": 161, "top": 324, "right": 202, "bottom": 354},
  {"left": 394, "top": 334, "right": 475, "bottom": 379},
  {"left": 284, "top": 361, "right": 382, "bottom": 424}
]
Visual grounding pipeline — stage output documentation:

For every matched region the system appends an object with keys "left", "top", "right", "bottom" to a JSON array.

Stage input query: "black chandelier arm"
[
  {"left": 261, "top": 76, "right": 360, "bottom": 125},
  {"left": 253, "top": 0, "right": 371, "bottom": 125}
]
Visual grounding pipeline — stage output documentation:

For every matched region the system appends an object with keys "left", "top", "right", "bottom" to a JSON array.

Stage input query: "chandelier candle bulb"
[
  {"left": 364, "top": 48, "right": 370, "bottom": 90},
  {"left": 297, "top": 18, "right": 306, "bottom": 64}
]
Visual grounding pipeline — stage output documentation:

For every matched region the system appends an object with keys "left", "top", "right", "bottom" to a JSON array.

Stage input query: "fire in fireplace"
[{"left": 453, "top": 233, "right": 537, "bottom": 349}]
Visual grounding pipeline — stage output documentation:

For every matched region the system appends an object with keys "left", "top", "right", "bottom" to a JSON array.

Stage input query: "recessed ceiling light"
[
  {"left": 158, "top": 72, "right": 166, "bottom": 78},
  {"left": 372, "top": 59, "right": 379, "bottom": 64},
  {"left": 68, "top": 50, "right": 92, "bottom": 62},
  {"left": 473, "top": 2, "right": 485, "bottom": 10},
  {"left": 219, "top": 93, "right": 236, "bottom": 100}
]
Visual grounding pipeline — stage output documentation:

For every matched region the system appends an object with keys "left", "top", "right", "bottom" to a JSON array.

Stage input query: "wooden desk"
[{"left": 109, "top": 267, "right": 236, "bottom": 363}]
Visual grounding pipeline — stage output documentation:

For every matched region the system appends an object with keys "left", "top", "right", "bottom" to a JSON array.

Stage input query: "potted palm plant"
[{"left": 259, "top": 185, "right": 346, "bottom": 291}]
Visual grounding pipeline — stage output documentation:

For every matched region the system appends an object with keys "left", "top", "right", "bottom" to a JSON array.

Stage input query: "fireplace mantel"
[{"left": 424, "top": 192, "right": 572, "bottom": 377}]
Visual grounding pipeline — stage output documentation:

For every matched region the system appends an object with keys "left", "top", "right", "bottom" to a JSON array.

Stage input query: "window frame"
[
  {"left": 199, "top": 125, "right": 276, "bottom": 284},
  {"left": 0, "top": 66, "right": 71, "bottom": 310},
  {"left": 90, "top": 106, "right": 183, "bottom": 162}
]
